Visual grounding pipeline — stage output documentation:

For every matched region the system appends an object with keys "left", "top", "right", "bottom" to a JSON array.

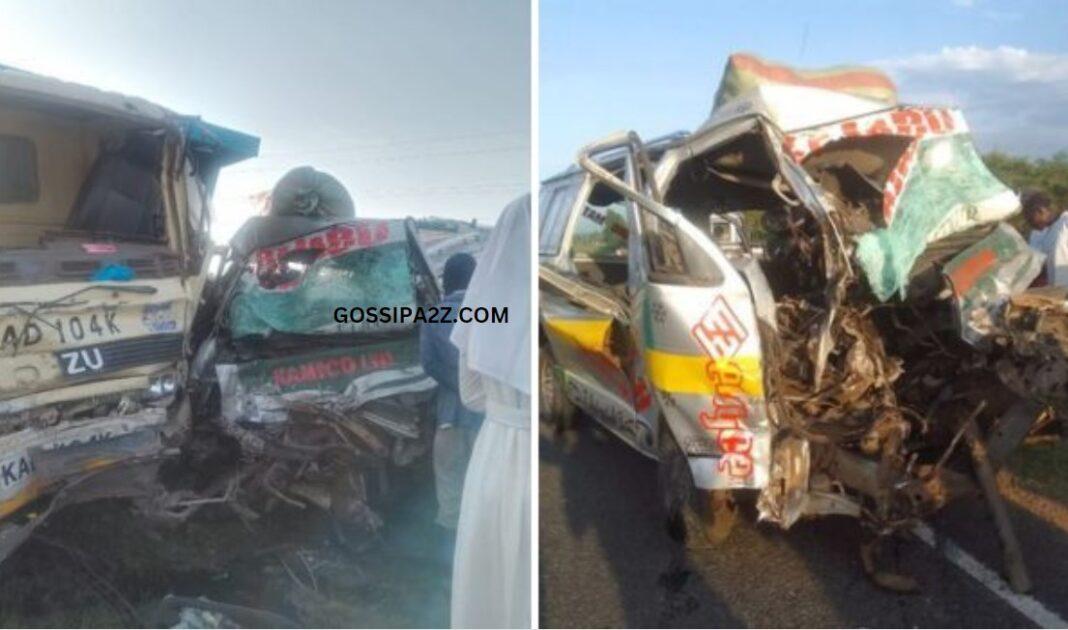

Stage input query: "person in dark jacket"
[
  {"left": 1023, "top": 190, "right": 1068, "bottom": 287},
  {"left": 420, "top": 252, "right": 483, "bottom": 531}
]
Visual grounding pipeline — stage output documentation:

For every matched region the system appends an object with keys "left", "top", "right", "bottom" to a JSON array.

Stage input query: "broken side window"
[
  {"left": 640, "top": 207, "right": 686, "bottom": 276},
  {"left": 66, "top": 132, "right": 167, "bottom": 241},
  {"left": 641, "top": 207, "right": 725, "bottom": 287},
  {"left": 568, "top": 180, "right": 632, "bottom": 290},
  {"left": 0, "top": 135, "right": 39, "bottom": 204},
  {"left": 539, "top": 176, "right": 580, "bottom": 255},
  {"left": 570, "top": 182, "right": 629, "bottom": 261}
]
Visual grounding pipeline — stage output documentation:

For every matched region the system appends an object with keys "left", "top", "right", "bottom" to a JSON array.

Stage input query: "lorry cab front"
[{"left": 0, "top": 66, "right": 258, "bottom": 540}]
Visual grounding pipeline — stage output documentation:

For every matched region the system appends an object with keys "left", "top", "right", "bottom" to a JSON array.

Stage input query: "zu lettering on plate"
[{"left": 59, "top": 348, "right": 105, "bottom": 376}]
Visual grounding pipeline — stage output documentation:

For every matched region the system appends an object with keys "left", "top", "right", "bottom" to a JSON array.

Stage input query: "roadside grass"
[{"left": 1005, "top": 439, "right": 1068, "bottom": 505}]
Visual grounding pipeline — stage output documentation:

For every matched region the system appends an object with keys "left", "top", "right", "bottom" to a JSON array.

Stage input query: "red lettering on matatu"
[
  {"left": 691, "top": 296, "right": 755, "bottom": 481},
  {"left": 781, "top": 107, "right": 962, "bottom": 224},
  {"left": 255, "top": 222, "right": 393, "bottom": 285}
]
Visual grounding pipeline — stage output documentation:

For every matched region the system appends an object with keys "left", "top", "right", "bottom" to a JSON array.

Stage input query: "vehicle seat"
[{"left": 66, "top": 150, "right": 164, "bottom": 239}]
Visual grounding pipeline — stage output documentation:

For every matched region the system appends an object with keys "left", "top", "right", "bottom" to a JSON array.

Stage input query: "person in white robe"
[{"left": 449, "top": 195, "right": 531, "bottom": 629}]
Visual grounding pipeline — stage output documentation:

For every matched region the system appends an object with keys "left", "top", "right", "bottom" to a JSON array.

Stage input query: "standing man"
[
  {"left": 1023, "top": 190, "right": 1068, "bottom": 288},
  {"left": 420, "top": 253, "right": 482, "bottom": 543}
]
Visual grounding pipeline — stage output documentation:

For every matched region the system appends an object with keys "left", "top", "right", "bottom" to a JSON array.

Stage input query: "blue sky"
[
  {"left": 0, "top": 0, "right": 530, "bottom": 240},
  {"left": 540, "top": 0, "right": 1068, "bottom": 177}
]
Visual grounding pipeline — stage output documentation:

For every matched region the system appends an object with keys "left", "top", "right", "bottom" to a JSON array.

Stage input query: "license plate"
[
  {"left": 50, "top": 307, "right": 123, "bottom": 345},
  {"left": 56, "top": 345, "right": 108, "bottom": 377},
  {"left": 54, "top": 333, "right": 183, "bottom": 379}
]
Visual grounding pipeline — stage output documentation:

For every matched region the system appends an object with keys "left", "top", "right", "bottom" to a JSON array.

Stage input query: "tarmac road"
[{"left": 539, "top": 415, "right": 1068, "bottom": 628}]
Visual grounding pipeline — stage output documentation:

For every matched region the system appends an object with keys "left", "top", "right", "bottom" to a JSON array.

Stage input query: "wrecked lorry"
[
  {"left": 0, "top": 66, "right": 258, "bottom": 558},
  {"left": 538, "top": 53, "right": 1064, "bottom": 590},
  {"left": 185, "top": 170, "right": 442, "bottom": 538}
]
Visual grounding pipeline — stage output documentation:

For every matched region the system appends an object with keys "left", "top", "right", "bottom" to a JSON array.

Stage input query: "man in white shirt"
[{"left": 1023, "top": 190, "right": 1068, "bottom": 288}]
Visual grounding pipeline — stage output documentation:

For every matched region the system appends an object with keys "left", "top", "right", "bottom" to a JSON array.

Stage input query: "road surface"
[{"left": 539, "top": 417, "right": 1068, "bottom": 628}]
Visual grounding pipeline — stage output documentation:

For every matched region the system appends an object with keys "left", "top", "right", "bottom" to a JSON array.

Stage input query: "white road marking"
[{"left": 913, "top": 523, "right": 1068, "bottom": 629}]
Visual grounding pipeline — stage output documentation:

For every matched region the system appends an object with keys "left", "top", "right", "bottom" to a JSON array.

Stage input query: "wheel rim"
[{"left": 539, "top": 354, "right": 556, "bottom": 418}]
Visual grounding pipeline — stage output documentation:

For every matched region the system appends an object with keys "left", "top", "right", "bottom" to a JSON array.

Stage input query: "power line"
[
  {"left": 213, "top": 180, "right": 528, "bottom": 202},
  {"left": 253, "top": 128, "right": 528, "bottom": 159},
  {"left": 224, "top": 143, "right": 528, "bottom": 174}
]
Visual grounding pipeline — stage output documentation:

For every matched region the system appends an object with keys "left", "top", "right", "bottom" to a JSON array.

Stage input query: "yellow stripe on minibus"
[
  {"left": 543, "top": 317, "right": 613, "bottom": 355},
  {"left": 644, "top": 348, "right": 763, "bottom": 397}
]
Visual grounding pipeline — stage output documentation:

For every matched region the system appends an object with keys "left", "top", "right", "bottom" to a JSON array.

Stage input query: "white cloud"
[
  {"left": 951, "top": 0, "right": 975, "bottom": 8},
  {"left": 879, "top": 46, "right": 1068, "bottom": 157},
  {"left": 885, "top": 46, "right": 1068, "bottom": 81}
]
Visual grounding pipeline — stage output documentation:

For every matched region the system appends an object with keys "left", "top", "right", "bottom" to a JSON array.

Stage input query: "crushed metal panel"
[
  {"left": 0, "top": 64, "right": 171, "bottom": 125},
  {"left": 944, "top": 222, "right": 1044, "bottom": 346},
  {"left": 216, "top": 337, "right": 434, "bottom": 425},
  {"left": 714, "top": 53, "right": 897, "bottom": 112},
  {"left": 0, "top": 456, "right": 167, "bottom": 562},
  {"left": 785, "top": 108, "right": 1019, "bottom": 301},
  {"left": 756, "top": 435, "right": 810, "bottom": 527},
  {"left": 996, "top": 287, "right": 1068, "bottom": 410},
  {"left": 0, "top": 280, "right": 189, "bottom": 405},
  {"left": 0, "top": 407, "right": 167, "bottom": 519},
  {"left": 572, "top": 128, "right": 775, "bottom": 490},
  {"left": 195, "top": 212, "right": 442, "bottom": 539}
]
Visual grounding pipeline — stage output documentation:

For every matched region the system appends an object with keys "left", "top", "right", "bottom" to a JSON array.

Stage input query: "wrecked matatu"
[
  {"left": 0, "top": 66, "right": 258, "bottom": 557},
  {"left": 187, "top": 171, "right": 444, "bottom": 537},
  {"left": 539, "top": 54, "right": 1066, "bottom": 591}
]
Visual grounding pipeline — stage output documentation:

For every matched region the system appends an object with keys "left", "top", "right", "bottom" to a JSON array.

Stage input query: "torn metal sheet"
[
  {"left": 710, "top": 53, "right": 896, "bottom": 134},
  {"left": 944, "top": 222, "right": 1044, "bottom": 346},
  {"left": 0, "top": 407, "right": 167, "bottom": 519},
  {"left": 775, "top": 297, "right": 905, "bottom": 445},
  {"left": 788, "top": 111, "right": 1019, "bottom": 301},
  {"left": 756, "top": 435, "right": 810, "bottom": 527},
  {"left": 995, "top": 287, "right": 1068, "bottom": 411}
]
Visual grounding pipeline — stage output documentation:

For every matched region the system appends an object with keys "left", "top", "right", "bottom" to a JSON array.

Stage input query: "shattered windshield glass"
[{"left": 228, "top": 220, "right": 418, "bottom": 337}]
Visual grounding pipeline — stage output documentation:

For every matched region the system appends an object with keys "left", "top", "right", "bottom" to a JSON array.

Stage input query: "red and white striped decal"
[{"left": 783, "top": 107, "right": 967, "bottom": 224}]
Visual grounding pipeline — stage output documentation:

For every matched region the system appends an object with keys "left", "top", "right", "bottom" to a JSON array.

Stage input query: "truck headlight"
[{"left": 146, "top": 372, "right": 178, "bottom": 401}]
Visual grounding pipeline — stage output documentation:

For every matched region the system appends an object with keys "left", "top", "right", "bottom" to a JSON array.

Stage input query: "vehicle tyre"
[
  {"left": 539, "top": 345, "right": 576, "bottom": 433},
  {"left": 657, "top": 421, "right": 737, "bottom": 548}
]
